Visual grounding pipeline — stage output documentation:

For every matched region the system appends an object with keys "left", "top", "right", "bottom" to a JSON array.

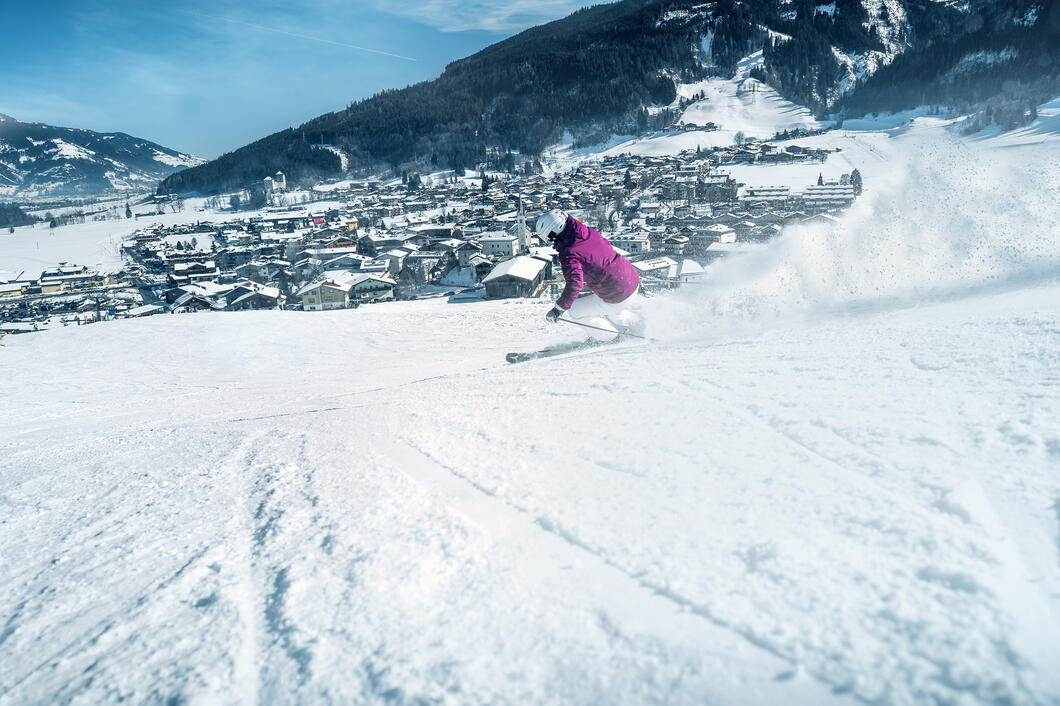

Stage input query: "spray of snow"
[{"left": 648, "top": 134, "right": 1060, "bottom": 339}]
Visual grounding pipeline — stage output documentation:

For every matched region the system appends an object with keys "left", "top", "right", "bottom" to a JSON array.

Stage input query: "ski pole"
[{"left": 557, "top": 316, "right": 649, "bottom": 339}]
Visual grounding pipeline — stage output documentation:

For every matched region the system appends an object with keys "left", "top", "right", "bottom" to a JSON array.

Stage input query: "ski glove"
[{"left": 545, "top": 305, "right": 564, "bottom": 323}]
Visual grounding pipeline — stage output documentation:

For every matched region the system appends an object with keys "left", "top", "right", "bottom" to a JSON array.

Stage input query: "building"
[
  {"left": 632, "top": 256, "right": 678, "bottom": 279},
  {"left": 477, "top": 231, "right": 519, "bottom": 259},
  {"left": 608, "top": 232, "right": 651, "bottom": 254},
  {"left": 297, "top": 279, "right": 352, "bottom": 311},
  {"left": 481, "top": 256, "right": 548, "bottom": 299},
  {"left": 346, "top": 274, "right": 396, "bottom": 303},
  {"left": 664, "top": 235, "right": 689, "bottom": 257},
  {"left": 742, "top": 186, "right": 790, "bottom": 208},
  {"left": 801, "top": 183, "right": 856, "bottom": 211}
]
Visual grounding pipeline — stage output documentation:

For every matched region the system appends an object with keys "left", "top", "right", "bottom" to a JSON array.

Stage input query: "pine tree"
[
  {"left": 850, "top": 168, "right": 863, "bottom": 195},
  {"left": 125, "top": 203, "right": 132, "bottom": 219},
  {"left": 817, "top": 173, "right": 824, "bottom": 186}
]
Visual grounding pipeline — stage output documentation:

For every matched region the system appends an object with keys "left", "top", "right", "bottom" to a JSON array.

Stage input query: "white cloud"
[{"left": 374, "top": 0, "right": 594, "bottom": 32}]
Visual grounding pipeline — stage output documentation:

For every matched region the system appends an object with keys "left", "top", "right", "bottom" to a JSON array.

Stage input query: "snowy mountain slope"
[
  {"left": 160, "top": 0, "right": 1058, "bottom": 195},
  {"left": 0, "top": 114, "right": 203, "bottom": 200},
  {"left": 579, "top": 50, "right": 825, "bottom": 158},
  {"left": 3, "top": 133, "right": 1060, "bottom": 704}
]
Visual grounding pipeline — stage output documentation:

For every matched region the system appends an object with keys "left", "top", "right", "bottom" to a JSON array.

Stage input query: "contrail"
[{"left": 189, "top": 11, "right": 417, "bottom": 62}]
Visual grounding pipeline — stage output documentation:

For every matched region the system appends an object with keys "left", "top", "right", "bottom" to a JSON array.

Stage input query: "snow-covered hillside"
[
  {"left": 0, "top": 114, "right": 203, "bottom": 200},
  {"left": 3, "top": 125, "right": 1060, "bottom": 704},
  {"left": 567, "top": 51, "right": 823, "bottom": 159}
]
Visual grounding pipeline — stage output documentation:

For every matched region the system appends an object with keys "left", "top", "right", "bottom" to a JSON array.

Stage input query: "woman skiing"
[{"left": 536, "top": 209, "right": 643, "bottom": 336}]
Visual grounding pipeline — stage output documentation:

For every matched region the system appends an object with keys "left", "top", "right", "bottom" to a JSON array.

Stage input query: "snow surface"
[
  {"left": 0, "top": 220, "right": 129, "bottom": 281},
  {"left": 599, "top": 52, "right": 822, "bottom": 159},
  {"left": 2, "top": 120, "right": 1060, "bottom": 703}
]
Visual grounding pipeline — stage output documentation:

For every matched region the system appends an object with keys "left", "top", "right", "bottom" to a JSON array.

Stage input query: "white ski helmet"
[{"left": 535, "top": 209, "right": 568, "bottom": 241}]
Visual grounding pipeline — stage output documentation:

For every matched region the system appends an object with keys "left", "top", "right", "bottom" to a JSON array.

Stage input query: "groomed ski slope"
[{"left": 3, "top": 136, "right": 1060, "bottom": 705}]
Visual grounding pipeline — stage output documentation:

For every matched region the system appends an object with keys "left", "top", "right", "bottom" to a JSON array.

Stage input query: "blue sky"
[{"left": 1, "top": 1, "right": 589, "bottom": 158}]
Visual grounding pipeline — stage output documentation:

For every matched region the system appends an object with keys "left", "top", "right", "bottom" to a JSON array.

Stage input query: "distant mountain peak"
[{"left": 0, "top": 117, "right": 203, "bottom": 201}]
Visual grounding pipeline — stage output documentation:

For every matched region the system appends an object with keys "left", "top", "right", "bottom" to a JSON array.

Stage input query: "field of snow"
[
  {"left": 0, "top": 220, "right": 130, "bottom": 282},
  {"left": 3, "top": 121, "right": 1060, "bottom": 704},
  {"left": 584, "top": 51, "right": 822, "bottom": 161},
  {"left": 0, "top": 197, "right": 348, "bottom": 282}
]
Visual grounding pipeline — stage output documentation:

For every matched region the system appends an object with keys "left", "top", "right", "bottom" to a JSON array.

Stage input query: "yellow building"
[{"left": 297, "top": 280, "right": 351, "bottom": 311}]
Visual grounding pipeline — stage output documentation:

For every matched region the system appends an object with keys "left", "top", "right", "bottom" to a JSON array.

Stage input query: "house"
[
  {"left": 233, "top": 259, "right": 289, "bottom": 284},
  {"left": 346, "top": 273, "right": 396, "bottom": 303},
  {"left": 664, "top": 235, "right": 689, "bottom": 257},
  {"left": 477, "top": 231, "right": 519, "bottom": 259},
  {"left": 168, "top": 292, "right": 223, "bottom": 313},
  {"left": 481, "top": 256, "right": 548, "bottom": 299},
  {"left": 223, "top": 282, "right": 282, "bottom": 311},
  {"left": 690, "top": 224, "right": 736, "bottom": 253},
  {"left": 632, "top": 256, "right": 679, "bottom": 279},
  {"left": 164, "top": 281, "right": 233, "bottom": 305},
  {"left": 608, "top": 232, "right": 651, "bottom": 254},
  {"left": 297, "top": 279, "right": 352, "bottom": 311},
  {"left": 122, "top": 303, "right": 166, "bottom": 318},
  {"left": 322, "top": 253, "right": 369, "bottom": 272},
  {"left": 169, "top": 261, "right": 218, "bottom": 285}
]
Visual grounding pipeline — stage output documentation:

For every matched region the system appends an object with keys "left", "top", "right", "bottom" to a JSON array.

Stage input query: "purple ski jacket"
[{"left": 554, "top": 217, "right": 640, "bottom": 310}]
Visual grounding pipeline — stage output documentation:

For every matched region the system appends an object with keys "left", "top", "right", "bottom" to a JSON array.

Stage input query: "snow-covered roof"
[
  {"left": 632, "top": 256, "right": 678, "bottom": 272},
  {"left": 295, "top": 279, "right": 351, "bottom": 296},
  {"left": 477, "top": 231, "right": 517, "bottom": 242},
  {"left": 481, "top": 256, "right": 547, "bottom": 284}
]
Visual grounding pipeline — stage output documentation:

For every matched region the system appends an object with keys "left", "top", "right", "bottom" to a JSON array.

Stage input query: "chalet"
[
  {"left": 169, "top": 261, "right": 218, "bottom": 285},
  {"left": 224, "top": 282, "right": 282, "bottom": 311},
  {"left": 346, "top": 273, "right": 396, "bottom": 303},
  {"left": 164, "top": 281, "right": 232, "bottom": 305},
  {"left": 322, "top": 253, "right": 368, "bottom": 271},
  {"left": 217, "top": 247, "right": 256, "bottom": 271},
  {"left": 233, "top": 259, "right": 289, "bottom": 284},
  {"left": 482, "top": 256, "right": 548, "bottom": 299},
  {"left": 168, "top": 293, "right": 220, "bottom": 314},
  {"left": 297, "top": 279, "right": 351, "bottom": 311},
  {"left": 357, "top": 232, "right": 419, "bottom": 257}
]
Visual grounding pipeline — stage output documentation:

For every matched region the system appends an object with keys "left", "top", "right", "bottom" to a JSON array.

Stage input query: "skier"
[{"left": 536, "top": 209, "right": 643, "bottom": 337}]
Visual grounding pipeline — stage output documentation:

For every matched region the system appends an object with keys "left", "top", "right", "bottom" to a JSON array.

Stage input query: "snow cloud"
[
  {"left": 372, "top": 0, "right": 591, "bottom": 32},
  {"left": 647, "top": 133, "right": 1060, "bottom": 340}
]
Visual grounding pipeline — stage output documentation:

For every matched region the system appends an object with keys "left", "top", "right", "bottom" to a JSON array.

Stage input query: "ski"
[{"left": 506, "top": 336, "right": 622, "bottom": 364}]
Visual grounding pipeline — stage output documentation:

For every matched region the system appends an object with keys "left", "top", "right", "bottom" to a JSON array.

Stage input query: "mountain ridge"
[
  {"left": 0, "top": 115, "right": 203, "bottom": 201},
  {"left": 158, "top": 0, "right": 1058, "bottom": 196}
]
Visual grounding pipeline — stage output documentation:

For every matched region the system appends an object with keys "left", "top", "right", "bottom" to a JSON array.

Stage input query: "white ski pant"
[{"left": 565, "top": 287, "right": 644, "bottom": 336}]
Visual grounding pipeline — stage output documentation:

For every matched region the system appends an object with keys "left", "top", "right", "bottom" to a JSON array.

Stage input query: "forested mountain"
[
  {"left": 159, "top": 0, "right": 1059, "bottom": 196},
  {"left": 0, "top": 114, "right": 203, "bottom": 200}
]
